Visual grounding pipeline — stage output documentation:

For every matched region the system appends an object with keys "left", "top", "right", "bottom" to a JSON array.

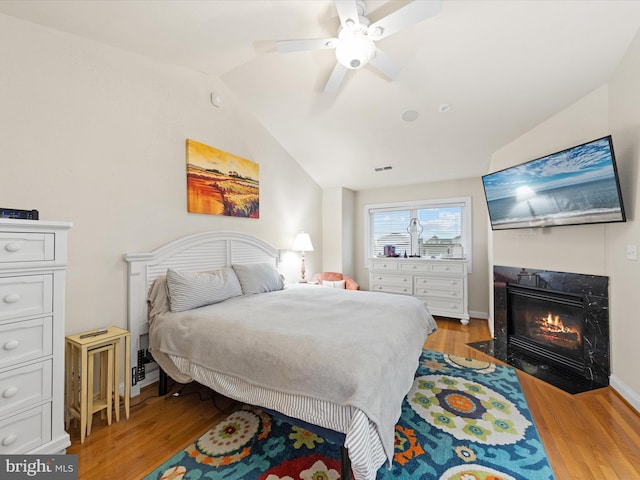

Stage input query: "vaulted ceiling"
[{"left": 2, "top": 0, "right": 639, "bottom": 190}]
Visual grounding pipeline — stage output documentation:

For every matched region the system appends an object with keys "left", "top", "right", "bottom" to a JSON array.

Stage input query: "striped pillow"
[
  {"left": 166, "top": 267, "right": 242, "bottom": 312},
  {"left": 232, "top": 262, "right": 284, "bottom": 294}
]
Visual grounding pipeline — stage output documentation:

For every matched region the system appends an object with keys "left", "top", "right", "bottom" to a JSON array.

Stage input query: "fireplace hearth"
[{"left": 469, "top": 266, "right": 610, "bottom": 394}]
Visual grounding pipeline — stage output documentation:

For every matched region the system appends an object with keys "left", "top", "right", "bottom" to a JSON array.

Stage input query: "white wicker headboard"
[{"left": 123, "top": 230, "right": 280, "bottom": 396}]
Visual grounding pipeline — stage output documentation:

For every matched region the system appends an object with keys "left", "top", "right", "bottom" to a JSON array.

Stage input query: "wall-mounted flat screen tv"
[{"left": 482, "top": 136, "right": 626, "bottom": 230}]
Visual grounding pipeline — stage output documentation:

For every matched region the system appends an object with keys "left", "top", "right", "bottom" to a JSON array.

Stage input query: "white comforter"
[{"left": 149, "top": 285, "right": 436, "bottom": 480}]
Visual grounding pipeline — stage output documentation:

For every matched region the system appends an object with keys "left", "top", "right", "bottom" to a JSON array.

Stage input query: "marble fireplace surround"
[{"left": 470, "top": 265, "right": 610, "bottom": 394}]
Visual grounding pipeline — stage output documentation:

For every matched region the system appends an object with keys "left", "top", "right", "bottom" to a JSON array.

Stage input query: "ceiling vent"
[{"left": 374, "top": 165, "right": 393, "bottom": 172}]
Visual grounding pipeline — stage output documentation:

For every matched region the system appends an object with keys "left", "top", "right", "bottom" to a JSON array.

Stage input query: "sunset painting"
[{"left": 186, "top": 139, "right": 259, "bottom": 218}]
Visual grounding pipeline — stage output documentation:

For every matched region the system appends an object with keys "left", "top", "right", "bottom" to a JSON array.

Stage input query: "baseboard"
[
  {"left": 610, "top": 375, "right": 640, "bottom": 414},
  {"left": 469, "top": 310, "right": 489, "bottom": 320}
]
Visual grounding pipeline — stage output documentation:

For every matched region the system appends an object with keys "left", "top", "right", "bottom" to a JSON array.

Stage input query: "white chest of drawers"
[
  {"left": 0, "top": 219, "right": 71, "bottom": 454},
  {"left": 369, "top": 258, "right": 469, "bottom": 325}
]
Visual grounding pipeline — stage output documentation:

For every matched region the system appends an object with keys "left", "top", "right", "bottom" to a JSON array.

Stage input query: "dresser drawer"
[
  {"left": 414, "top": 276, "right": 464, "bottom": 292},
  {"left": 430, "top": 263, "right": 465, "bottom": 274},
  {"left": 423, "top": 298, "right": 465, "bottom": 314},
  {"left": 370, "top": 284, "right": 412, "bottom": 295},
  {"left": 0, "top": 404, "right": 51, "bottom": 454},
  {"left": 398, "top": 262, "right": 431, "bottom": 273},
  {"left": 0, "top": 275, "right": 53, "bottom": 321},
  {"left": 415, "top": 286, "right": 464, "bottom": 300},
  {"left": 0, "top": 360, "right": 52, "bottom": 418},
  {"left": 371, "top": 273, "right": 412, "bottom": 287},
  {"left": 0, "top": 318, "right": 53, "bottom": 369},
  {"left": 0, "top": 233, "right": 54, "bottom": 264},
  {"left": 369, "top": 261, "right": 398, "bottom": 272},
  {"left": 398, "top": 262, "right": 465, "bottom": 274}
]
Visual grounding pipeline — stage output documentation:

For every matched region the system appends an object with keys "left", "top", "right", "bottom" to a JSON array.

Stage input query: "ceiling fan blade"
[
  {"left": 368, "top": 0, "right": 441, "bottom": 40},
  {"left": 324, "top": 63, "right": 348, "bottom": 92},
  {"left": 369, "top": 48, "right": 403, "bottom": 80},
  {"left": 276, "top": 38, "right": 338, "bottom": 53},
  {"left": 334, "top": 0, "right": 360, "bottom": 29}
]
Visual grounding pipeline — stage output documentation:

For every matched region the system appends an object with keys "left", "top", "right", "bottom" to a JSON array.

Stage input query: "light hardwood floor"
[{"left": 66, "top": 317, "right": 640, "bottom": 479}]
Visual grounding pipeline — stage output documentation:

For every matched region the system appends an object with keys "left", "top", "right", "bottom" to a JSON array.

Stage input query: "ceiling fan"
[{"left": 276, "top": 0, "right": 442, "bottom": 92}]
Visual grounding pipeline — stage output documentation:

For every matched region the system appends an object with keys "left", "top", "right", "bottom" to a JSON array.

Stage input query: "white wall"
[
  {"left": 489, "top": 87, "right": 610, "bottom": 275},
  {"left": 488, "top": 27, "right": 640, "bottom": 408},
  {"left": 607, "top": 28, "right": 640, "bottom": 409},
  {"left": 322, "top": 187, "right": 355, "bottom": 277},
  {"left": 354, "top": 177, "right": 490, "bottom": 318},
  {"left": 0, "top": 14, "right": 322, "bottom": 335}
]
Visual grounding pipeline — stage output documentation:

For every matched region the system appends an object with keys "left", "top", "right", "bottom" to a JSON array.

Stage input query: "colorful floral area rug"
[{"left": 143, "top": 350, "right": 555, "bottom": 480}]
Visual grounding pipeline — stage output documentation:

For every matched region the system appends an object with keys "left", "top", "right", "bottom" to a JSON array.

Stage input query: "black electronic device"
[{"left": 0, "top": 208, "right": 39, "bottom": 220}]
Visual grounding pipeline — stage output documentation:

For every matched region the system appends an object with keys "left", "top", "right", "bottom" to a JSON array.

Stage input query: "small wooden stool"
[{"left": 65, "top": 326, "right": 131, "bottom": 443}]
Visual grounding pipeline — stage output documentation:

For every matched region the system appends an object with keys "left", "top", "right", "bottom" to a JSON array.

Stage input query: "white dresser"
[
  {"left": 369, "top": 257, "right": 469, "bottom": 325},
  {"left": 0, "top": 219, "right": 71, "bottom": 454}
]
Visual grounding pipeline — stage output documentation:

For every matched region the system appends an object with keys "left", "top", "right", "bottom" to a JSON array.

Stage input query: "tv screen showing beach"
[{"left": 482, "top": 136, "right": 626, "bottom": 230}]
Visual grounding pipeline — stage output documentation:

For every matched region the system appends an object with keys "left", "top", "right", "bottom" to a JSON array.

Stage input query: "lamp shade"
[{"left": 293, "top": 232, "right": 314, "bottom": 252}]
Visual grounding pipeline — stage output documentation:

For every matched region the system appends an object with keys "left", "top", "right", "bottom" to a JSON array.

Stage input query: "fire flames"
[
  {"left": 536, "top": 311, "right": 582, "bottom": 347},
  {"left": 545, "top": 312, "right": 562, "bottom": 327}
]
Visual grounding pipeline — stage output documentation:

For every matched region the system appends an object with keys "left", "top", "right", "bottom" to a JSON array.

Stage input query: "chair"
[{"left": 312, "top": 272, "right": 360, "bottom": 290}]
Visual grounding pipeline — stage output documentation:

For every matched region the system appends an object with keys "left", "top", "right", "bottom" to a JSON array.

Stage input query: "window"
[{"left": 364, "top": 196, "right": 472, "bottom": 270}]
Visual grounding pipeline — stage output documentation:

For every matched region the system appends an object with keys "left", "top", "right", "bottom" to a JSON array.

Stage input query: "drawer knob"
[
  {"left": 1, "top": 434, "right": 17, "bottom": 447},
  {"left": 3, "top": 293, "right": 20, "bottom": 304},
  {"left": 4, "top": 242, "right": 21, "bottom": 252},
  {"left": 3, "top": 339, "right": 20, "bottom": 351},
  {"left": 2, "top": 386, "right": 18, "bottom": 398},
  {"left": 403, "top": 278, "right": 407, "bottom": 282}
]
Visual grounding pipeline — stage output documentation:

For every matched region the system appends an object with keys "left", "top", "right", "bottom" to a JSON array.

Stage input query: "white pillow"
[
  {"left": 166, "top": 267, "right": 242, "bottom": 312},
  {"left": 322, "top": 279, "right": 346, "bottom": 289},
  {"left": 232, "top": 262, "right": 284, "bottom": 294}
]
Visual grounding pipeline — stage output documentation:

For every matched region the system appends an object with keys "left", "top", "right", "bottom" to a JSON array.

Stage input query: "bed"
[{"left": 125, "top": 231, "right": 437, "bottom": 480}]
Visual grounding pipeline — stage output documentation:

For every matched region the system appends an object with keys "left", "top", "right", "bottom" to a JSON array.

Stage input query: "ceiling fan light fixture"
[
  {"left": 336, "top": 29, "right": 376, "bottom": 69},
  {"left": 276, "top": 0, "right": 443, "bottom": 92}
]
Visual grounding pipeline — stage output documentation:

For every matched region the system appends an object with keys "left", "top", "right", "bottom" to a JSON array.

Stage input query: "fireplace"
[
  {"left": 509, "top": 285, "right": 585, "bottom": 372},
  {"left": 470, "top": 266, "right": 610, "bottom": 394}
]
